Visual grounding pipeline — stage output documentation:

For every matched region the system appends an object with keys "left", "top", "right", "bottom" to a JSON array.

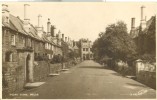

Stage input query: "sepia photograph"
[{"left": 1, "top": 2, "right": 156, "bottom": 99}]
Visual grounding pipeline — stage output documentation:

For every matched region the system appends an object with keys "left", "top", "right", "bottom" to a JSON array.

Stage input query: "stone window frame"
[
  {"left": 11, "top": 34, "right": 16, "bottom": 46},
  {"left": 5, "top": 51, "right": 13, "bottom": 62},
  {"left": 86, "top": 48, "right": 88, "bottom": 51}
]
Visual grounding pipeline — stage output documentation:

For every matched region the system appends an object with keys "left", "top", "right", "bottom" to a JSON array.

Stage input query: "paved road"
[{"left": 14, "top": 60, "right": 156, "bottom": 99}]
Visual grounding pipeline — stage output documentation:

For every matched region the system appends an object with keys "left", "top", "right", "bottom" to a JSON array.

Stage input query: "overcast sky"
[{"left": 5, "top": 2, "right": 156, "bottom": 42}]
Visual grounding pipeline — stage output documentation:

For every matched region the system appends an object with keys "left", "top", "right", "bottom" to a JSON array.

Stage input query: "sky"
[{"left": 4, "top": 2, "right": 157, "bottom": 42}]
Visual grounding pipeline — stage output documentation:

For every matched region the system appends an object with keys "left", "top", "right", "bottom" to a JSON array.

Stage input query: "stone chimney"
[
  {"left": 24, "top": 4, "right": 30, "bottom": 20},
  {"left": 38, "top": 14, "right": 42, "bottom": 27},
  {"left": 36, "top": 14, "right": 43, "bottom": 38},
  {"left": 58, "top": 30, "right": 61, "bottom": 39},
  {"left": 51, "top": 25, "right": 56, "bottom": 37},
  {"left": 2, "top": 4, "right": 9, "bottom": 24},
  {"left": 47, "top": 18, "right": 51, "bottom": 35},
  {"left": 140, "top": 5, "right": 146, "bottom": 31},
  {"left": 130, "top": 18, "right": 136, "bottom": 37},
  {"left": 65, "top": 37, "right": 67, "bottom": 42},
  {"left": 62, "top": 34, "right": 64, "bottom": 41},
  {"left": 131, "top": 18, "right": 135, "bottom": 30},
  {"left": 23, "top": 4, "right": 31, "bottom": 33}
]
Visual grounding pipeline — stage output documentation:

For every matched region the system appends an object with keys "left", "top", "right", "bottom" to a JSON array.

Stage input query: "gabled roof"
[
  {"left": 9, "top": 14, "right": 28, "bottom": 35},
  {"left": 3, "top": 14, "right": 63, "bottom": 47},
  {"left": 143, "top": 16, "right": 155, "bottom": 32},
  {"left": 2, "top": 16, "right": 17, "bottom": 32},
  {"left": 74, "top": 45, "right": 79, "bottom": 50}
]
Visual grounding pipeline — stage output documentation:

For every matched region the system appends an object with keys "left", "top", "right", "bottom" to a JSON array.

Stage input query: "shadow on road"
[
  {"left": 111, "top": 72, "right": 122, "bottom": 76},
  {"left": 79, "top": 66, "right": 105, "bottom": 69},
  {"left": 126, "top": 83, "right": 147, "bottom": 88}
]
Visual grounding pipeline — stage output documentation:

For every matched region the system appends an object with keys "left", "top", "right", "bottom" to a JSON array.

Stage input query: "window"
[
  {"left": 28, "top": 38, "right": 31, "bottom": 47},
  {"left": 45, "top": 43, "right": 47, "bottom": 49},
  {"left": 86, "top": 48, "right": 88, "bottom": 51},
  {"left": 90, "top": 54, "right": 93, "bottom": 58},
  {"left": 11, "top": 34, "right": 15, "bottom": 46},
  {"left": 83, "top": 48, "right": 85, "bottom": 51},
  {"left": 5, "top": 52, "right": 13, "bottom": 62},
  {"left": 52, "top": 45, "right": 54, "bottom": 51}
]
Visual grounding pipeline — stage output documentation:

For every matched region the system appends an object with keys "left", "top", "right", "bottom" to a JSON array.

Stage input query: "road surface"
[{"left": 14, "top": 60, "right": 156, "bottom": 99}]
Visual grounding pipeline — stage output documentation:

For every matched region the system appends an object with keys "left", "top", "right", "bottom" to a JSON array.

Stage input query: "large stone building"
[
  {"left": 2, "top": 4, "right": 74, "bottom": 94},
  {"left": 80, "top": 39, "right": 93, "bottom": 60}
]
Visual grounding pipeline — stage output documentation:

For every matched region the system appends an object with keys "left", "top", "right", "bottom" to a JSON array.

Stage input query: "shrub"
[{"left": 50, "top": 55, "right": 62, "bottom": 64}]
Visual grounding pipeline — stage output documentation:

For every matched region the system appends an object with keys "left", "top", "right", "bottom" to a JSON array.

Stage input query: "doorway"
[{"left": 26, "top": 54, "right": 31, "bottom": 83}]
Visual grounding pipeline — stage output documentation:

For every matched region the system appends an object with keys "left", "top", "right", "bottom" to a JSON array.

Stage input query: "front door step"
[
  {"left": 61, "top": 69, "right": 69, "bottom": 71},
  {"left": 24, "top": 82, "right": 45, "bottom": 89},
  {"left": 49, "top": 73, "right": 60, "bottom": 76},
  {"left": 126, "top": 76, "right": 136, "bottom": 79}
]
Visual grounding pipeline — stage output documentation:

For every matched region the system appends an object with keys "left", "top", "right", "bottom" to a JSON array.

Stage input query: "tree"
[{"left": 92, "top": 21, "right": 137, "bottom": 62}]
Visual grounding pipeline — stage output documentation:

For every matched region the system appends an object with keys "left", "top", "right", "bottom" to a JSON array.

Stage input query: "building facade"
[
  {"left": 2, "top": 4, "right": 74, "bottom": 94},
  {"left": 80, "top": 39, "right": 93, "bottom": 60}
]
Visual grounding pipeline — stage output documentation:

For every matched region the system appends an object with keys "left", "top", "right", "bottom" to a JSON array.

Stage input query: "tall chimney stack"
[
  {"left": 58, "top": 30, "right": 61, "bottom": 39},
  {"left": 141, "top": 5, "right": 145, "bottom": 21},
  {"left": 38, "top": 14, "right": 42, "bottom": 27},
  {"left": 51, "top": 25, "right": 56, "bottom": 37},
  {"left": 131, "top": 18, "right": 135, "bottom": 29},
  {"left": 62, "top": 34, "right": 64, "bottom": 41},
  {"left": 36, "top": 14, "right": 43, "bottom": 38},
  {"left": 140, "top": 5, "right": 146, "bottom": 31},
  {"left": 47, "top": 18, "right": 51, "bottom": 35},
  {"left": 65, "top": 37, "right": 67, "bottom": 42},
  {"left": 24, "top": 4, "right": 30, "bottom": 20},
  {"left": 23, "top": 4, "right": 31, "bottom": 33}
]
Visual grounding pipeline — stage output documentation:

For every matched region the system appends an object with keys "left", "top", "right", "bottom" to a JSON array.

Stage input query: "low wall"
[
  {"left": 33, "top": 61, "right": 49, "bottom": 81},
  {"left": 50, "top": 63, "right": 62, "bottom": 74},
  {"left": 2, "top": 62, "right": 25, "bottom": 98},
  {"left": 49, "top": 60, "right": 76, "bottom": 74},
  {"left": 2, "top": 60, "right": 77, "bottom": 98},
  {"left": 137, "top": 71, "right": 156, "bottom": 89},
  {"left": 135, "top": 60, "right": 156, "bottom": 89}
]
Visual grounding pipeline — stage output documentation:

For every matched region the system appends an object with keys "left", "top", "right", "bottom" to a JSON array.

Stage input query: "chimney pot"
[
  {"left": 141, "top": 5, "right": 146, "bottom": 21},
  {"left": 62, "top": 34, "right": 64, "bottom": 41},
  {"left": 24, "top": 4, "right": 30, "bottom": 20},
  {"left": 131, "top": 18, "right": 135, "bottom": 29},
  {"left": 47, "top": 18, "right": 51, "bottom": 34},
  {"left": 65, "top": 37, "right": 67, "bottom": 42},
  {"left": 38, "top": 14, "right": 42, "bottom": 27}
]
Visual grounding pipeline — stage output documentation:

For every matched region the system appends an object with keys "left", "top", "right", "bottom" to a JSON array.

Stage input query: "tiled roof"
[
  {"left": 3, "top": 14, "right": 63, "bottom": 47},
  {"left": 29, "top": 24, "right": 43, "bottom": 41},
  {"left": 74, "top": 45, "right": 79, "bottom": 50},
  {"left": 143, "top": 16, "right": 155, "bottom": 32},
  {"left": 2, "top": 16, "right": 17, "bottom": 31},
  {"left": 9, "top": 14, "right": 28, "bottom": 35}
]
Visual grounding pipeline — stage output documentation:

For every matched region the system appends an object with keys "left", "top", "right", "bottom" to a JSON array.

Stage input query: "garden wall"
[
  {"left": 33, "top": 61, "right": 49, "bottom": 81},
  {"left": 135, "top": 60, "right": 156, "bottom": 89}
]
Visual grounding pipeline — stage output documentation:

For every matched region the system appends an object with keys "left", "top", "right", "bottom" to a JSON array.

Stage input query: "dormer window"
[{"left": 11, "top": 34, "right": 16, "bottom": 46}]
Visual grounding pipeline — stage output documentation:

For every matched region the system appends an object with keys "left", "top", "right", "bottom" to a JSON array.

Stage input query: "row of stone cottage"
[{"left": 2, "top": 4, "right": 79, "bottom": 95}]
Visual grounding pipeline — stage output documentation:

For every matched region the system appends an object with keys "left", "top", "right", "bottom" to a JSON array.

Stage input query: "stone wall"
[
  {"left": 135, "top": 60, "right": 156, "bottom": 89},
  {"left": 33, "top": 61, "right": 49, "bottom": 82},
  {"left": 137, "top": 71, "right": 156, "bottom": 89},
  {"left": 50, "top": 63, "right": 62, "bottom": 74},
  {"left": 2, "top": 62, "right": 25, "bottom": 98},
  {"left": 2, "top": 60, "right": 77, "bottom": 98}
]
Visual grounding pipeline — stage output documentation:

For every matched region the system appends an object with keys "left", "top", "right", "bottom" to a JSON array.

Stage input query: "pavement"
[{"left": 13, "top": 60, "right": 156, "bottom": 99}]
